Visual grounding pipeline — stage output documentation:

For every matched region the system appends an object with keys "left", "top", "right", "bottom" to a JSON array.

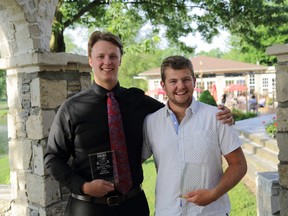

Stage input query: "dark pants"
[{"left": 63, "top": 190, "right": 149, "bottom": 216}]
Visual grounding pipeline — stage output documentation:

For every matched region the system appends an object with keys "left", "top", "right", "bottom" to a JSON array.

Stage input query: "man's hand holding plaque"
[{"left": 89, "top": 150, "right": 117, "bottom": 184}]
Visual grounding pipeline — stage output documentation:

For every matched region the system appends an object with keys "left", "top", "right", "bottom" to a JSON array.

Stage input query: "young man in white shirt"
[{"left": 142, "top": 55, "right": 247, "bottom": 216}]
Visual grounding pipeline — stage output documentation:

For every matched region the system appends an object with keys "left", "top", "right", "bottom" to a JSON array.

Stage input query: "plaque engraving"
[{"left": 89, "top": 151, "right": 115, "bottom": 183}]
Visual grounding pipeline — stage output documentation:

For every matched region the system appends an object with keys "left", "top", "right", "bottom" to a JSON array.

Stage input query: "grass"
[
  {"left": 0, "top": 100, "right": 9, "bottom": 184},
  {"left": 142, "top": 157, "right": 257, "bottom": 216},
  {"left": 0, "top": 100, "right": 8, "bottom": 118},
  {"left": 0, "top": 101, "right": 8, "bottom": 156},
  {"left": 228, "top": 182, "right": 257, "bottom": 215},
  {"left": 142, "top": 158, "right": 157, "bottom": 214},
  {"left": 0, "top": 155, "right": 10, "bottom": 184}
]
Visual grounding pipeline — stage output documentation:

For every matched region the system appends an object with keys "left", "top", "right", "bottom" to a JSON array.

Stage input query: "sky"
[{"left": 183, "top": 30, "right": 230, "bottom": 53}]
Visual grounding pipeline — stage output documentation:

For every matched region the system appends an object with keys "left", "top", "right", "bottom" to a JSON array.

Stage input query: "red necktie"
[{"left": 107, "top": 92, "right": 132, "bottom": 194}]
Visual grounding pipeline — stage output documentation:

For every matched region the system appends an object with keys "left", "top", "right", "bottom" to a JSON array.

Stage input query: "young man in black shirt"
[{"left": 44, "top": 31, "right": 234, "bottom": 216}]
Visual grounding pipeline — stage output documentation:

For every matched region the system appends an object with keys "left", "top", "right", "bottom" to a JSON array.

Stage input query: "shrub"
[
  {"left": 198, "top": 90, "right": 217, "bottom": 106},
  {"left": 232, "top": 108, "right": 258, "bottom": 121},
  {"left": 263, "top": 116, "right": 277, "bottom": 138}
]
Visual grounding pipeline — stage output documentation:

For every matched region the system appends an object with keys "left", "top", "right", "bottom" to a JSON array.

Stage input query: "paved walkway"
[
  {"left": 234, "top": 113, "right": 276, "bottom": 139},
  {"left": 0, "top": 184, "right": 11, "bottom": 215}
]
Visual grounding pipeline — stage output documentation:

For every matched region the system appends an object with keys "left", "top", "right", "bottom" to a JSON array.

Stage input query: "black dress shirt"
[{"left": 44, "top": 81, "right": 163, "bottom": 195}]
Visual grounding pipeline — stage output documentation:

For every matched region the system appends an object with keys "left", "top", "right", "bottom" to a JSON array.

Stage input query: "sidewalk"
[
  {"left": 0, "top": 184, "right": 11, "bottom": 215},
  {"left": 0, "top": 184, "right": 10, "bottom": 200},
  {"left": 233, "top": 113, "right": 276, "bottom": 139}
]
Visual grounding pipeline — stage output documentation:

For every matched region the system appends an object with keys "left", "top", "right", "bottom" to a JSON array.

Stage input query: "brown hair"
[
  {"left": 160, "top": 55, "right": 194, "bottom": 82},
  {"left": 88, "top": 31, "right": 124, "bottom": 57}
]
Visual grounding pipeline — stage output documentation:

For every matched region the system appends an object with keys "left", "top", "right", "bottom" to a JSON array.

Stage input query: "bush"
[
  {"left": 263, "top": 116, "right": 277, "bottom": 138},
  {"left": 267, "top": 97, "right": 274, "bottom": 106},
  {"left": 232, "top": 108, "right": 258, "bottom": 121},
  {"left": 198, "top": 90, "right": 217, "bottom": 106}
]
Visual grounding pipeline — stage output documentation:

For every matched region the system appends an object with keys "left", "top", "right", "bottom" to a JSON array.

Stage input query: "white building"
[{"left": 138, "top": 56, "right": 276, "bottom": 109}]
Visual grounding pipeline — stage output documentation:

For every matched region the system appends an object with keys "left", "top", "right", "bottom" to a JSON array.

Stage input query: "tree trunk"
[
  {"left": 50, "top": 28, "right": 65, "bottom": 52},
  {"left": 50, "top": 0, "right": 65, "bottom": 52}
]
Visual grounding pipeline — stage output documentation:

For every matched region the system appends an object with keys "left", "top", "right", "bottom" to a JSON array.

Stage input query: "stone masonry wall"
[
  {"left": 2, "top": 52, "right": 91, "bottom": 216},
  {"left": 0, "top": 0, "right": 57, "bottom": 58},
  {"left": 256, "top": 172, "right": 280, "bottom": 215},
  {"left": 266, "top": 44, "right": 288, "bottom": 216}
]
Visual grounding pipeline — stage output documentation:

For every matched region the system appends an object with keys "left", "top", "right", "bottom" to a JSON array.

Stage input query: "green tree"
[
  {"left": 119, "top": 48, "right": 190, "bottom": 89},
  {"left": 51, "top": 0, "right": 169, "bottom": 52},
  {"left": 51, "top": 0, "right": 288, "bottom": 57},
  {"left": 222, "top": 1, "right": 288, "bottom": 65},
  {"left": 196, "top": 48, "right": 225, "bottom": 58},
  {"left": 222, "top": 30, "right": 287, "bottom": 65}
]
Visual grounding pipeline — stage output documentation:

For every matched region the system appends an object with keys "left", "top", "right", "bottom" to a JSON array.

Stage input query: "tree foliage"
[
  {"left": 119, "top": 48, "right": 190, "bottom": 89},
  {"left": 51, "top": 0, "right": 288, "bottom": 60},
  {"left": 196, "top": 48, "right": 225, "bottom": 58},
  {"left": 223, "top": 1, "right": 288, "bottom": 65}
]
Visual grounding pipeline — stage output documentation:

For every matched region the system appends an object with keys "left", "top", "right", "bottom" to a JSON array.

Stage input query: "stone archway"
[
  {"left": 0, "top": 0, "right": 54, "bottom": 58},
  {"left": 0, "top": 1, "right": 91, "bottom": 215}
]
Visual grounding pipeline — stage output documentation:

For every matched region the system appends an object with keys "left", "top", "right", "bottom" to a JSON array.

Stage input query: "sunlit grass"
[{"left": 0, "top": 155, "right": 10, "bottom": 184}]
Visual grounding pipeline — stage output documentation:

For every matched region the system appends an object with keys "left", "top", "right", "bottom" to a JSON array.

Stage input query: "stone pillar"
[
  {"left": 266, "top": 44, "right": 288, "bottom": 216},
  {"left": 1, "top": 52, "right": 91, "bottom": 216},
  {"left": 256, "top": 172, "right": 280, "bottom": 216}
]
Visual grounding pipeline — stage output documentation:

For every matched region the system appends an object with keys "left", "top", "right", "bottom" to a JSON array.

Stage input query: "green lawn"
[
  {"left": 0, "top": 155, "right": 10, "bottom": 184},
  {"left": 0, "top": 100, "right": 8, "bottom": 118},
  {"left": 142, "top": 157, "right": 257, "bottom": 216},
  {"left": 0, "top": 100, "right": 9, "bottom": 184}
]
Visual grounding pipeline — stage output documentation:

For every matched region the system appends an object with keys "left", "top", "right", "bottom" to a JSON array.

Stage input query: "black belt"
[{"left": 71, "top": 185, "right": 142, "bottom": 206}]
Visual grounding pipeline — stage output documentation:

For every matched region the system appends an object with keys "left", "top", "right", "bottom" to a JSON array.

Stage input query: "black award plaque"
[{"left": 88, "top": 151, "right": 115, "bottom": 183}]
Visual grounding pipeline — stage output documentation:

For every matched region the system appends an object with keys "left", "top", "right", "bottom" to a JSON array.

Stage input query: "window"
[
  {"left": 250, "top": 86, "right": 255, "bottom": 95},
  {"left": 262, "top": 78, "right": 268, "bottom": 88},
  {"left": 196, "top": 81, "right": 204, "bottom": 90},
  {"left": 237, "top": 80, "right": 246, "bottom": 85},
  {"left": 272, "top": 78, "right": 275, "bottom": 91},
  {"left": 249, "top": 74, "right": 255, "bottom": 85},
  {"left": 154, "top": 80, "right": 160, "bottom": 88},
  {"left": 206, "top": 81, "right": 214, "bottom": 91},
  {"left": 225, "top": 80, "right": 234, "bottom": 86},
  {"left": 195, "top": 81, "right": 203, "bottom": 99}
]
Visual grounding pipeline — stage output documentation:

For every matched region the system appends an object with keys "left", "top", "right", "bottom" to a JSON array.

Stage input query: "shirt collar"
[
  {"left": 164, "top": 96, "right": 199, "bottom": 116},
  {"left": 91, "top": 81, "right": 123, "bottom": 99}
]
